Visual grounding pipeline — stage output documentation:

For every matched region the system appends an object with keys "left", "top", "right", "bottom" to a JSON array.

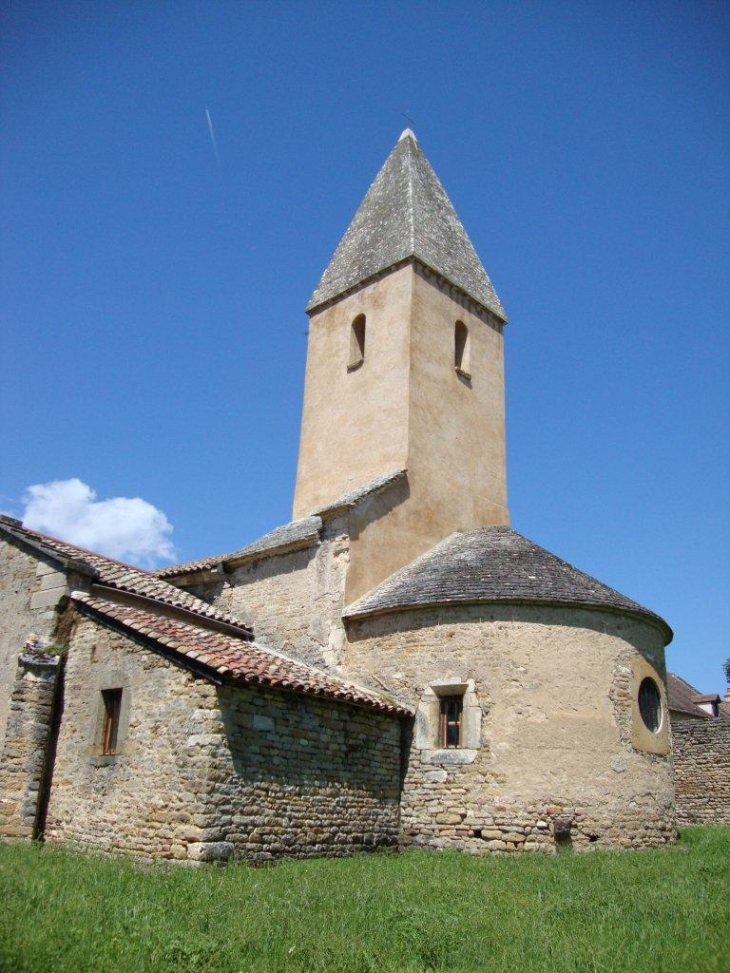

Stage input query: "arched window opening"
[
  {"left": 638, "top": 677, "right": 662, "bottom": 733},
  {"left": 454, "top": 320, "right": 470, "bottom": 378},
  {"left": 348, "top": 314, "right": 366, "bottom": 371}
]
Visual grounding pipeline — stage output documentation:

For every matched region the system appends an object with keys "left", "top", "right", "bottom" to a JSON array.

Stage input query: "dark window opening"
[
  {"left": 638, "top": 677, "right": 662, "bottom": 733},
  {"left": 439, "top": 695, "right": 463, "bottom": 748},
  {"left": 348, "top": 314, "right": 366, "bottom": 370},
  {"left": 454, "top": 320, "right": 470, "bottom": 377},
  {"left": 101, "top": 688, "right": 122, "bottom": 755}
]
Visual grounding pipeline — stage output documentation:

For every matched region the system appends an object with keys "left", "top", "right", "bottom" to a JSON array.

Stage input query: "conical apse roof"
[{"left": 307, "top": 130, "right": 506, "bottom": 320}]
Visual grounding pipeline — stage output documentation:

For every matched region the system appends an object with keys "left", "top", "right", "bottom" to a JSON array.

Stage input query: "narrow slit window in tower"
[
  {"left": 348, "top": 314, "right": 366, "bottom": 371},
  {"left": 454, "top": 320, "right": 470, "bottom": 378}
]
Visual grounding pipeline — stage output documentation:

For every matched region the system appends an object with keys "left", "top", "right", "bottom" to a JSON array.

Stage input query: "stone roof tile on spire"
[{"left": 307, "top": 130, "right": 506, "bottom": 320}]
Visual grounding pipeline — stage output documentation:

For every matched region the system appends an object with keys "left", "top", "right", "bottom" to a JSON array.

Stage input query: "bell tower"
[{"left": 294, "top": 130, "right": 509, "bottom": 600}]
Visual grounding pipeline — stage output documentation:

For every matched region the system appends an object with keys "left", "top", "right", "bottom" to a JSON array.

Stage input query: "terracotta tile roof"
[
  {"left": 344, "top": 526, "right": 672, "bottom": 641},
  {"left": 0, "top": 518, "right": 251, "bottom": 634},
  {"left": 72, "top": 591, "right": 410, "bottom": 716},
  {"left": 666, "top": 673, "right": 714, "bottom": 719}
]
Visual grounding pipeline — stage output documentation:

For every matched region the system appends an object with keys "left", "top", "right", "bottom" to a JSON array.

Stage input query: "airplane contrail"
[{"left": 205, "top": 106, "right": 220, "bottom": 164}]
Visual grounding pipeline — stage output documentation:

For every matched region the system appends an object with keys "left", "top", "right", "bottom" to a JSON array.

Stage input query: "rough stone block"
[
  {"left": 186, "top": 841, "right": 234, "bottom": 862},
  {"left": 30, "top": 588, "right": 66, "bottom": 611}
]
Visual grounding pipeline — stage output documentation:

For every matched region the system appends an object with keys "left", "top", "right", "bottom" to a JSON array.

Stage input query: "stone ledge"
[{"left": 425, "top": 748, "right": 478, "bottom": 766}]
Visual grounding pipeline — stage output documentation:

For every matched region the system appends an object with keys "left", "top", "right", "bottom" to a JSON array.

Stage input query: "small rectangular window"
[
  {"left": 439, "top": 695, "right": 463, "bottom": 748},
  {"left": 101, "top": 688, "right": 123, "bottom": 755}
]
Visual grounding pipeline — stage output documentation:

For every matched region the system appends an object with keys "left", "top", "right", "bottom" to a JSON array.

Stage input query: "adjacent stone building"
[
  {"left": 0, "top": 131, "right": 677, "bottom": 860},
  {"left": 666, "top": 673, "right": 730, "bottom": 826}
]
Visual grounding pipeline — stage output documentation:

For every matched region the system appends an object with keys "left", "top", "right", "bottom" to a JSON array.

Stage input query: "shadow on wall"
[
  {"left": 215, "top": 682, "right": 404, "bottom": 800},
  {"left": 347, "top": 475, "right": 411, "bottom": 543}
]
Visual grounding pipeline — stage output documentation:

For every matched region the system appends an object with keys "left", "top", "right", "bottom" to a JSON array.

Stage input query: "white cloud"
[{"left": 22, "top": 478, "right": 176, "bottom": 567}]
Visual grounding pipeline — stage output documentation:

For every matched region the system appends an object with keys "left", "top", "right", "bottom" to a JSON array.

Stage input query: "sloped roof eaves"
[
  {"left": 73, "top": 593, "right": 411, "bottom": 717},
  {"left": 0, "top": 520, "right": 251, "bottom": 633},
  {"left": 316, "top": 470, "right": 408, "bottom": 516},
  {"left": 343, "top": 527, "right": 672, "bottom": 641},
  {"left": 157, "top": 473, "right": 408, "bottom": 580},
  {"left": 666, "top": 673, "right": 712, "bottom": 718},
  {"left": 155, "top": 516, "right": 323, "bottom": 579}
]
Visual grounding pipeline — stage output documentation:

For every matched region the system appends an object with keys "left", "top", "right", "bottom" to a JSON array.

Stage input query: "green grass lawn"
[{"left": 1, "top": 828, "right": 728, "bottom": 973}]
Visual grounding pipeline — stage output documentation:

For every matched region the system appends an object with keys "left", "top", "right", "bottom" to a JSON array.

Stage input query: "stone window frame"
[
  {"left": 416, "top": 678, "right": 481, "bottom": 765},
  {"left": 89, "top": 675, "right": 132, "bottom": 765},
  {"left": 630, "top": 657, "right": 669, "bottom": 755},
  {"left": 638, "top": 677, "right": 662, "bottom": 733}
]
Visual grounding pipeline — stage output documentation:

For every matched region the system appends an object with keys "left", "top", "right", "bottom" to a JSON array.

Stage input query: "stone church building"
[{"left": 0, "top": 131, "right": 675, "bottom": 862}]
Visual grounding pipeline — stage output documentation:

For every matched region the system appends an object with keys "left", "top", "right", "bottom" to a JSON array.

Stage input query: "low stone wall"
[
  {"left": 400, "top": 749, "right": 675, "bottom": 854},
  {"left": 672, "top": 718, "right": 730, "bottom": 826},
  {"left": 198, "top": 683, "right": 402, "bottom": 862},
  {"left": 45, "top": 614, "right": 403, "bottom": 862}
]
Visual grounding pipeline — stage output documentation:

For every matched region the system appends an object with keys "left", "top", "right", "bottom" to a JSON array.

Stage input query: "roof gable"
[{"left": 307, "top": 131, "right": 506, "bottom": 319}]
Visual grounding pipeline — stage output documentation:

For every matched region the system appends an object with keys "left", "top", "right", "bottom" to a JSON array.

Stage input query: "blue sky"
[{"left": 2, "top": 1, "right": 728, "bottom": 693}]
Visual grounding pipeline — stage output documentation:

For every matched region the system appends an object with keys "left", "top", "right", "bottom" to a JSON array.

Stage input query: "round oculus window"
[{"left": 638, "top": 677, "right": 662, "bottom": 733}]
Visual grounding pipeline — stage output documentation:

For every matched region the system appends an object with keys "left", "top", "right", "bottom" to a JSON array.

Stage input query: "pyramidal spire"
[{"left": 307, "top": 131, "right": 506, "bottom": 320}]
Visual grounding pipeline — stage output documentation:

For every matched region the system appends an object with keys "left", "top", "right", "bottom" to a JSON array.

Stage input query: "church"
[{"left": 0, "top": 131, "right": 675, "bottom": 861}]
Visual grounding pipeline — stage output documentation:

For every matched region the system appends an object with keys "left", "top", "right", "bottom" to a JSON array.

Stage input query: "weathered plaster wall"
[
  {"left": 45, "top": 614, "right": 402, "bottom": 862},
  {"left": 407, "top": 266, "right": 507, "bottom": 530},
  {"left": 672, "top": 718, "right": 730, "bottom": 825},
  {"left": 0, "top": 538, "right": 66, "bottom": 753},
  {"left": 291, "top": 265, "right": 510, "bottom": 606},
  {"left": 344, "top": 270, "right": 509, "bottom": 604},
  {"left": 346, "top": 604, "right": 675, "bottom": 852},
  {"left": 294, "top": 265, "right": 412, "bottom": 519}
]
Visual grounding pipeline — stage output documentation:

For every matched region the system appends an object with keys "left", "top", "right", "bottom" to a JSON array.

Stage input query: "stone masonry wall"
[
  {"left": 346, "top": 604, "right": 675, "bottom": 853},
  {"left": 216, "top": 522, "right": 350, "bottom": 673},
  {"left": 672, "top": 718, "right": 730, "bottom": 825},
  {"left": 192, "top": 683, "right": 402, "bottom": 863},
  {"left": 0, "top": 537, "right": 67, "bottom": 754},
  {"left": 0, "top": 653, "right": 62, "bottom": 838},
  {"left": 45, "top": 613, "right": 402, "bottom": 862},
  {"left": 44, "top": 616, "right": 217, "bottom": 860}
]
